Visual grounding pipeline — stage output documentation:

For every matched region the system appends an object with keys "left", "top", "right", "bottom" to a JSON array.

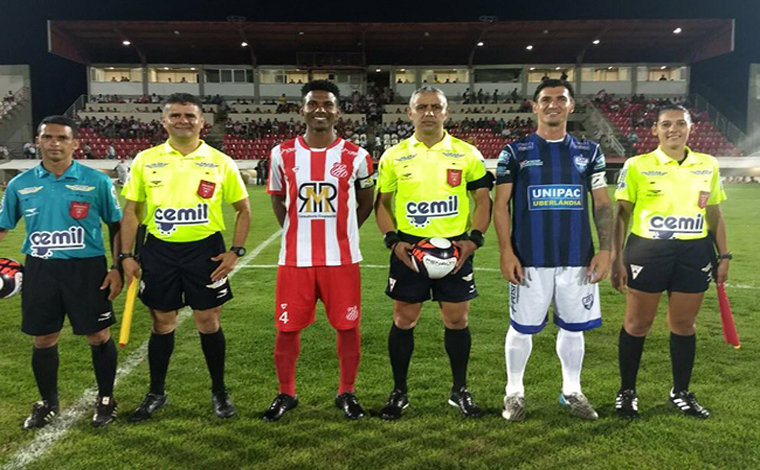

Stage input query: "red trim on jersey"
[
  {"left": 310, "top": 149, "right": 327, "bottom": 266},
  {"left": 281, "top": 139, "right": 299, "bottom": 265},
  {"left": 336, "top": 142, "right": 355, "bottom": 264}
]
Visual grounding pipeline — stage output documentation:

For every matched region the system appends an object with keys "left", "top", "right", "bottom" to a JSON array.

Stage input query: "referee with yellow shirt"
[
  {"left": 611, "top": 104, "right": 729, "bottom": 419},
  {"left": 375, "top": 87, "right": 493, "bottom": 420},
  {"left": 120, "top": 93, "right": 251, "bottom": 421}
]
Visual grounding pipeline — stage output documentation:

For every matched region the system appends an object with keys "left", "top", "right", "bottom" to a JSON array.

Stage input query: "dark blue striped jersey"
[{"left": 496, "top": 133, "right": 607, "bottom": 267}]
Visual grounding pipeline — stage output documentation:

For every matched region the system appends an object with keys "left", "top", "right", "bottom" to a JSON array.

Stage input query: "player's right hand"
[
  {"left": 500, "top": 252, "right": 524, "bottom": 285},
  {"left": 122, "top": 257, "right": 141, "bottom": 285},
  {"left": 610, "top": 260, "right": 627, "bottom": 293},
  {"left": 393, "top": 241, "right": 417, "bottom": 272}
]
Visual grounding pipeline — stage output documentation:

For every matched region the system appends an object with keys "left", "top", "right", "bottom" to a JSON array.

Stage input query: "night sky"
[{"left": 2, "top": 0, "right": 759, "bottom": 128}]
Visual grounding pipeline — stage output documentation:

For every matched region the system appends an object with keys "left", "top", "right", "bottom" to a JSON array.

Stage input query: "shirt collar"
[
  {"left": 409, "top": 131, "right": 453, "bottom": 151},
  {"left": 653, "top": 146, "right": 696, "bottom": 166},
  {"left": 162, "top": 139, "right": 212, "bottom": 158},
  {"left": 35, "top": 160, "right": 81, "bottom": 180}
]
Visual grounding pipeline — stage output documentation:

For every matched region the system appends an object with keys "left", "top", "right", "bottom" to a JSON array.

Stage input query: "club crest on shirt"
[
  {"left": 69, "top": 201, "right": 90, "bottom": 220},
  {"left": 573, "top": 156, "right": 589, "bottom": 173},
  {"left": 330, "top": 162, "right": 349, "bottom": 179},
  {"left": 447, "top": 169, "right": 462, "bottom": 187},
  {"left": 698, "top": 191, "right": 710, "bottom": 209},
  {"left": 582, "top": 293, "right": 594, "bottom": 310}
]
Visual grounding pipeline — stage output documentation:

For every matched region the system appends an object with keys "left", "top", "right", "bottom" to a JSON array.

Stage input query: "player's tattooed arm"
[{"left": 591, "top": 187, "right": 613, "bottom": 251}]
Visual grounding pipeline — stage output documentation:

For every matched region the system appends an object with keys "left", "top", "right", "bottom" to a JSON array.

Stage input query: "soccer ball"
[
  {"left": 0, "top": 258, "right": 23, "bottom": 299},
  {"left": 411, "top": 238, "right": 460, "bottom": 279}
]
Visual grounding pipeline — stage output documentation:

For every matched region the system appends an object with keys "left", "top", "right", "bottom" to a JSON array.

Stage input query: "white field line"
[
  {"left": 241, "top": 263, "right": 503, "bottom": 273},
  {"left": 2, "top": 229, "right": 282, "bottom": 470}
]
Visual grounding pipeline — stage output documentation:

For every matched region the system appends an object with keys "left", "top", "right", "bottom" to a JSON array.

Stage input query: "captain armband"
[{"left": 590, "top": 172, "right": 607, "bottom": 190}]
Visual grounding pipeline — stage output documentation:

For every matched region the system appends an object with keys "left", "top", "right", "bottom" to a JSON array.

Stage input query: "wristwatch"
[
  {"left": 717, "top": 252, "right": 733, "bottom": 261},
  {"left": 118, "top": 253, "right": 134, "bottom": 261},
  {"left": 230, "top": 246, "right": 246, "bottom": 257}
]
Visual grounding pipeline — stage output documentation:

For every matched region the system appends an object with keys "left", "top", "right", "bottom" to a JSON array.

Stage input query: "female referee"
[{"left": 610, "top": 104, "right": 730, "bottom": 419}]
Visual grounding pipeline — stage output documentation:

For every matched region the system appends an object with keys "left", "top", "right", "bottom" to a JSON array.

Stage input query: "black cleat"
[
  {"left": 448, "top": 387, "right": 483, "bottom": 418},
  {"left": 92, "top": 395, "right": 117, "bottom": 427},
  {"left": 669, "top": 389, "right": 710, "bottom": 419},
  {"left": 128, "top": 393, "right": 168, "bottom": 423},
  {"left": 212, "top": 390, "right": 236, "bottom": 419},
  {"left": 335, "top": 392, "right": 365, "bottom": 420},
  {"left": 615, "top": 389, "right": 640, "bottom": 419},
  {"left": 262, "top": 393, "right": 298, "bottom": 422},
  {"left": 22, "top": 401, "right": 59, "bottom": 430},
  {"left": 379, "top": 389, "right": 409, "bottom": 421}
]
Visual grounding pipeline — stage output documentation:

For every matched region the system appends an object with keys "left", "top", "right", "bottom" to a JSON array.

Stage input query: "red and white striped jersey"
[{"left": 267, "top": 137, "right": 373, "bottom": 267}]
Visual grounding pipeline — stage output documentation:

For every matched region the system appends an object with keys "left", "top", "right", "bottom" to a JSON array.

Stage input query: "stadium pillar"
[
  {"left": 521, "top": 67, "right": 528, "bottom": 99},
  {"left": 415, "top": 68, "right": 422, "bottom": 89},
  {"left": 198, "top": 66, "right": 205, "bottom": 97},
  {"left": 573, "top": 66, "right": 582, "bottom": 96},
  {"left": 631, "top": 64, "right": 638, "bottom": 95},
  {"left": 254, "top": 67, "right": 260, "bottom": 104},
  {"left": 141, "top": 66, "right": 148, "bottom": 96}
]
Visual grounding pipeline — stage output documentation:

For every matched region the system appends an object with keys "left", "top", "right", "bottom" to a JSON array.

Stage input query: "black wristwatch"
[
  {"left": 230, "top": 246, "right": 246, "bottom": 257},
  {"left": 468, "top": 230, "right": 485, "bottom": 248},
  {"left": 718, "top": 252, "right": 733, "bottom": 261},
  {"left": 118, "top": 253, "right": 134, "bottom": 261}
]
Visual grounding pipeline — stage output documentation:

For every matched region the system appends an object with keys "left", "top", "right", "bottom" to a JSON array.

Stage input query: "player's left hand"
[
  {"left": 210, "top": 251, "right": 238, "bottom": 282},
  {"left": 100, "top": 269, "right": 123, "bottom": 301},
  {"left": 452, "top": 240, "right": 478, "bottom": 274},
  {"left": 587, "top": 250, "right": 611, "bottom": 284},
  {"left": 716, "top": 259, "right": 730, "bottom": 284}
]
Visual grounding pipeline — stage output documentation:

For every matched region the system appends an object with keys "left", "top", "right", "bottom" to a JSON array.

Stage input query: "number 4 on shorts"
[{"left": 279, "top": 311, "right": 289, "bottom": 324}]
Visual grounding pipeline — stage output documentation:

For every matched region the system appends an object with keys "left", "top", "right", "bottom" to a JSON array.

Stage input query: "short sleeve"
[
  {"left": 376, "top": 151, "right": 397, "bottom": 193},
  {"left": 122, "top": 153, "right": 146, "bottom": 202},
  {"left": 614, "top": 159, "right": 637, "bottom": 203},
  {"left": 589, "top": 145, "right": 607, "bottom": 190},
  {"left": 99, "top": 177, "right": 123, "bottom": 224},
  {"left": 465, "top": 147, "right": 487, "bottom": 183},
  {"left": 354, "top": 151, "right": 374, "bottom": 190},
  {"left": 0, "top": 180, "right": 21, "bottom": 230},
  {"left": 266, "top": 147, "right": 285, "bottom": 196},
  {"left": 222, "top": 157, "right": 249, "bottom": 204},
  {"left": 495, "top": 145, "right": 518, "bottom": 185},
  {"left": 707, "top": 159, "right": 726, "bottom": 205}
]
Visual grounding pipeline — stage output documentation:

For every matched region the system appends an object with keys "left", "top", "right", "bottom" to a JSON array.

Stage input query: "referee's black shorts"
[
  {"left": 385, "top": 231, "right": 478, "bottom": 304},
  {"left": 623, "top": 234, "right": 715, "bottom": 294},
  {"left": 139, "top": 232, "right": 233, "bottom": 311},
  {"left": 22, "top": 255, "right": 115, "bottom": 336}
]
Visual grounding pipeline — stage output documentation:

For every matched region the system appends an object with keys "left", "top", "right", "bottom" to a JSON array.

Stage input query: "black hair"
[
  {"left": 38, "top": 115, "right": 78, "bottom": 138},
  {"left": 164, "top": 93, "right": 204, "bottom": 112},
  {"left": 533, "top": 79, "right": 575, "bottom": 101},
  {"left": 301, "top": 80, "right": 340, "bottom": 100},
  {"left": 655, "top": 104, "right": 692, "bottom": 124}
]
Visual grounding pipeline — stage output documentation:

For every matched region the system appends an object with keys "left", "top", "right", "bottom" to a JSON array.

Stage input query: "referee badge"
[
  {"left": 447, "top": 169, "right": 462, "bottom": 187},
  {"left": 698, "top": 191, "right": 710, "bottom": 209},
  {"left": 69, "top": 201, "right": 90, "bottom": 220},
  {"left": 198, "top": 180, "right": 216, "bottom": 198}
]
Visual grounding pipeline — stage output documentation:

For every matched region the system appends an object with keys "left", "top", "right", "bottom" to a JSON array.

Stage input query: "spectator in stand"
[
  {"left": 627, "top": 131, "right": 640, "bottom": 144},
  {"left": 106, "top": 145, "right": 116, "bottom": 159},
  {"left": 659, "top": 74, "right": 668, "bottom": 81},
  {"left": 23, "top": 142, "right": 36, "bottom": 159}
]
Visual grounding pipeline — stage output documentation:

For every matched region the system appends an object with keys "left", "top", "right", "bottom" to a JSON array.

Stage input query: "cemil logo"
[
  {"left": 29, "top": 226, "right": 86, "bottom": 258},
  {"left": 154, "top": 203, "right": 210, "bottom": 235},
  {"left": 405, "top": 195, "right": 459, "bottom": 228},
  {"left": 298, "top": 182, "right": 337, "bottom": 216}
]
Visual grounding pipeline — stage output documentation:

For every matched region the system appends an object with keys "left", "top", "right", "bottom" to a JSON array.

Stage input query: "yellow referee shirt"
[
  {"left": 377, "top": 132, "right": 487, "bottom": 238},
  {"left": 123, "top": 140, "right": 248, "bottom": 242},
  {"left": 615, "top": 146, "right": 725, "bottom": 240}
]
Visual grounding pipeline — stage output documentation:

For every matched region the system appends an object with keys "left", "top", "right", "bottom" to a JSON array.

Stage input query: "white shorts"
[{"left": 508, "top": 267, "right": 602, "bottom": 334}]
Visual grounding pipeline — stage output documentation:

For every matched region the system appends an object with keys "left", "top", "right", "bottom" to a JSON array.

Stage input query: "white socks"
[
  {"left": 505, "top": 327, "right": 533, "bottom": 396},
  {"left": 556, "top": 329, "right": 585, "bottom": 395},
  {"left": 505, "top": 327, "right": 586, "bottom": 397}
]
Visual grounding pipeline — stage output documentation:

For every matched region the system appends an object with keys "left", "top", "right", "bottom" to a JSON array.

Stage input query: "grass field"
[{"left": 1, "top": 185, "right": 759, "bottom": 470}]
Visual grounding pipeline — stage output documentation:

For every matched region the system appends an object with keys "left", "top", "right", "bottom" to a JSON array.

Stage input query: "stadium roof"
[{"left": 48, "top": 19, "right": 734, "bottom": 67}]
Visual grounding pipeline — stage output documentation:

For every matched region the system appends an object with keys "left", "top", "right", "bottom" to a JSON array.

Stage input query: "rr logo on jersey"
[
  {"left": 447, "top": 169, "right": 462, "bottom": 187},
  {"left": 698, "top": 191, "right": 710, "bottom": 209},
  {"left": 69, "top": 201, "right": 90, "bottom": 220},
  {"left": 330, "top": 162, "right": 349, "bottom": 179},
  {"left": 298, "top": 182, "right": 337, "bottom": 215}
]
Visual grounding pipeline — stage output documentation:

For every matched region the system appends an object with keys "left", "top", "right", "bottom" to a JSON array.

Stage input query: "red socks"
[
  {"left": 337, "top": 328, "right": 361, "bottom": 395},
  {"left": 274, "top": 330, "right": 300, "bottom": 396}
]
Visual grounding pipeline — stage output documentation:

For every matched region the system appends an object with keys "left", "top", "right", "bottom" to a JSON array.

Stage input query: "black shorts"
[
  {"left": 139, "top": 232, "right": 233, "bottom": 311},
  {"left": 623, "top": 234, "right": 714, "bottom": 294},
  {"left": 385, "top": 232, "right": 478, "bottom": 304},
  {"left": 22, "top": 255, "right": 115, "bottom": 336}
]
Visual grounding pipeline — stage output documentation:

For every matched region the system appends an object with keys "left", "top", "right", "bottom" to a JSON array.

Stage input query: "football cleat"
[
  {"left": 212, "top": 390, "right": 236, "bottom": 419},
  {"left": 262, "top": 393, "right": 298, "bottom": 422},
  {"left": 335, "top": 392, "right": 365, "bottom": 420},
  {"left": 22, "top": 400, "right": 59, "bottom": 430},
  {"left": 448, "top": 387, "right": 483, "bottom": 418},
  {"left": 92, "top": 395, "right": 117, "bottom": 427},
  {"left": 128, "top": 393, "right": 168, "bottom": 423},
  {"left": 669, "top": 389, "right": 710, "bottom": 419},
  {"left": 379, "top": 389, "right": 409, "bottom": 421},
  {"left": 502, "top": 394, "right": 526, "bottom": 422},
  {"left": 615, "top": 389, "right": 640, "bottom": 419},
  {"left": 559, "top": 392, "right": 599, "bottom": 421}
]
